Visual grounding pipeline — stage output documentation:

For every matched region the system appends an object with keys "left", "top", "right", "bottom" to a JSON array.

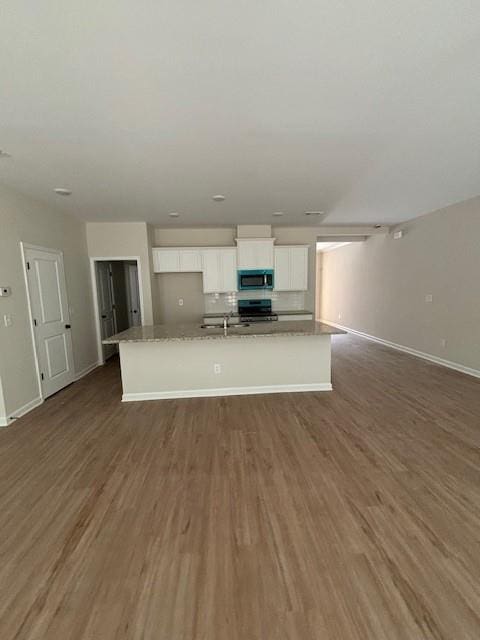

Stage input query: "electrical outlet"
[
  {"left": 440, "top": 338, "right": 447, "bottom": 348},
  {"left": 338, "top": 312, "right": 342, "bottom": 320},
  {"left": 178, "top": 298, "right": 184, "bottom": 306},
  {"left": 3, "top": 314, "right": 13, "bottom": 327},
  {"left": 214, "top": 363, "right": 221, "bottom": 374},
  {"left": 425, "top": 294, "right": 433, "bottom": 303}
]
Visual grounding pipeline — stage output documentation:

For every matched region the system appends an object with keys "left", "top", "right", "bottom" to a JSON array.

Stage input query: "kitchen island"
[{"left": 104, "top": 321, "right": 344, "bottom": 401}]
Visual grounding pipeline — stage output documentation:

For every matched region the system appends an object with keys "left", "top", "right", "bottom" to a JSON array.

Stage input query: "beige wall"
[
  {"left": 153, "top": 226, "right": 235, "bottom": 247},
  {"left": 154, "top": 273, "right": 204, "bottom": 324},
  {"left": 315, "top": 251, "right": 323, "bottom": 320},
  {"left": 321, "top": 197, "right": 480, "bottom": 372},
  {"left": 0, "top": 184, "right": 97, "bottom": 420},
  {"left": 86, "top": 222, "right": 154, "bottom": 324}
]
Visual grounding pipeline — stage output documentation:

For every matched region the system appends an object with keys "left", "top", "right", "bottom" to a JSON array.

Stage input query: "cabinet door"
[
  {"left": 237, "top": 240, "right": 274, "bottom": 269},
  {"left": 153, "top": 249, "right": 180, "bottom": 272},
  {"left": 274, "top": 247, "right": 291, "bottom": 290},
  {"left": 237, "top": 242, "right": 256, "bottom": 269},
  {"left": 219, "top": 248, "right": 237, "bottom": 292},
  {"left": 202, "top": 250, "right": 221, "bottom": 293},
  {"left": 179, "top": 249, "right": 202, "bottom": 272},
  {"left": 255, "top": 241, "right": 274, "bottom": 268},
  {"left": 290, "top": 247, "right": 308, "bottom": 291}
]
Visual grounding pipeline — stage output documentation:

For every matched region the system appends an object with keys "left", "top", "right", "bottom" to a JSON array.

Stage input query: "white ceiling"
[{"left": 1, "top": 1, "right": 479, "bottom": 226}]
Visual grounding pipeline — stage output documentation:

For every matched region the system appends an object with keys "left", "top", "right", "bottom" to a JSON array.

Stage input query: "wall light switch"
[
  {"left": 3, "top": 314, "right": 13, "bottom": 327},
  {"left": 178, "top": 298, "right": 184, "bottom": 306},
  {"left": 425, "top": 294, "right": 433, "bottom": 303}
]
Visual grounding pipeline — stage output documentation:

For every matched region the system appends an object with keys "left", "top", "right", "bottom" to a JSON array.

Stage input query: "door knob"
[
  {"left": 65, "top": 324, "right": 71, "bottom": 329},
  {"left": 101, "top": 314, "right": 107, "bottom": 319}
]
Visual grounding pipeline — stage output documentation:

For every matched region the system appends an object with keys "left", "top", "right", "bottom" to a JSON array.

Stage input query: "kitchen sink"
[{"left": 200, "top": 323, "right": 250, "bottom": 329}]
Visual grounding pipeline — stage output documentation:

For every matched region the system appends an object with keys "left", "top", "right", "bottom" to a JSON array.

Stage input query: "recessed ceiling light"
[
  {"left": 212, "top": 195, "right": 225, "bottom": 202},
  {"left": 305, "top": 210, "right": 325, "bottom": 216},
  {"left": 272, "top": 212, "right": 284, "bottom": 217},
  {"left": 0, "top": 150, "right": 12, "bottom": 158},
  {"left": 168, "top": 212, "right": 180, "bottom": 217},
  {"left": 54, "top": 188, "right": 72, "bottom": 196}
]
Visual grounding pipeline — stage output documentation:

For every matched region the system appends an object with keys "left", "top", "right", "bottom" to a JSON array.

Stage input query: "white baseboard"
[
  {"left": 74, "top": 361, "right": 101, "bottom": 381},
  {"left": 122, "top": 382, "right": 332, "bottom": 402},
  {"left": 4, "top": 395, "right": 44, "bottom": 426},
  {"left": 0, "top": 362, "right": 101, "bottom": 428},
  {"left": 322, "top": 319, "right": 480, "bottom": 379}
]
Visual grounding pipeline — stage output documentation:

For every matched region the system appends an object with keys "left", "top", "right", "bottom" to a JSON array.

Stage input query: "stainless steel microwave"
[{"left": 237, "top": 269, "right": 274, "bottom": 290}]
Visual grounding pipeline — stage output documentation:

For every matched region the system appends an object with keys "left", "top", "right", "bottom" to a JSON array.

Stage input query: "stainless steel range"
[{"left": 238, "top": 299, "right": 278, "bottom": 323}]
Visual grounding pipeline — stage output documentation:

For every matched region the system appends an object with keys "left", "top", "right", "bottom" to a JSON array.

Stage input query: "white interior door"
[
  {"left": 24, "top": 246, "right": 75, "bottom": 398},
  {"left": 96, "top": 262, "right": 117, "bottom": 359},
  {"left": 125, "top": 263, "right": 142, "bottom": 327}
]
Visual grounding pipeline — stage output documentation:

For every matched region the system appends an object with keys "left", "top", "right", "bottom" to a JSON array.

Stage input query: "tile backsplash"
[{"left": 204, "top": 290, "right": 307, "bottom": 314}]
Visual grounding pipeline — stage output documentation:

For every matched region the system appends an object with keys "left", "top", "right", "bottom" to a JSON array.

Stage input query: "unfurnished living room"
[{"left": 1, "top": 3, "right": 479, "bottom": 639}]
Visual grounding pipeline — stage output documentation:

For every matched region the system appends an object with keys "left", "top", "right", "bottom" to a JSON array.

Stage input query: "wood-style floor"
[{"left": 1, "top": 335, "right": 479, "bottom": 640}]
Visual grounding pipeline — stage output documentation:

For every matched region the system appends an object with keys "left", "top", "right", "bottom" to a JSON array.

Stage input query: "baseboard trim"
[
  {"left": 74, "top": 361, "right": 101, "bottom": 381},
  {"left": 1, "top": 362, "right": 101, "bottom": 428},
  {"left": 5, "top": 395, "right": 44, "bottom": 426},
  {"left": 322, "top": 319, "right": 480, "bottom": 379},
  {"left": 122, "top": 382, "right": 332, "bottom": 402}
]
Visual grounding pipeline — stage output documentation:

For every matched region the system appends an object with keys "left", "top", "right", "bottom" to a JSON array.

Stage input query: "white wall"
[
  {"left": 321, "top": 197, "right": 480, "bottom": 373},
  {"left": 86, "top": 222, "right": 154, "bottom": 324},
  {"left": 0, "top": 184, "right": 97, "bottom": 421}
]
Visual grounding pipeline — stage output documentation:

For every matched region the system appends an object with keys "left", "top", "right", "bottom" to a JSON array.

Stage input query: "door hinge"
[
  {"left": 40, "top": 373, "right": 44, "bottom": 380},
  {"left": 26, "top": 261, "right": 30, "bottom": 270},
  {"left": 33, "top": 318, "right": 37, "bottom": 326}
]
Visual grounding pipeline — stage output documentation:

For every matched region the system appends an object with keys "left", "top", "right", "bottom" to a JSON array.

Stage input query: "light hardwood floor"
[{"left": 1, "top": 334, "right": 479, "bottom": 639}]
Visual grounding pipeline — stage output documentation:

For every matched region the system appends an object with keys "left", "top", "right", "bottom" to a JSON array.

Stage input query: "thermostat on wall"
[{"left": 0, "top": 286, "right": 12, "bottom": 297}]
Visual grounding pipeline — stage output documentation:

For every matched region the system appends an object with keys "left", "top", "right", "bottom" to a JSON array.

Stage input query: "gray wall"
[
  {"left": 0, "top": 184, "right": 97, "bottom": 419},
  {"left": 321, "top": 197, "right": 480, "bottom": 372}
]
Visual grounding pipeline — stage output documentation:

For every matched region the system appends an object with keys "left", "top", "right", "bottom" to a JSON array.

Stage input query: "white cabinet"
[
  {"left": 236, "top": 239, "right": 274, "bottom": 269},
  {"left": 152, "top": 248, "right": 202, "bottom": 273},
  {"left": 274, "top": 246, "right": 308, "bottom": 291},
  {"left": 202, "top": 248, "right": 237, "bottom": 293},
  {"left": 179, "top": 249, "right": 202, "bottom": 272}
]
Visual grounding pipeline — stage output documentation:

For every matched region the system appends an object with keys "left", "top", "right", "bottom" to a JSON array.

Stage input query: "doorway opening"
[
  {"left": 91, "top": 258, "right": 143, "bottom": 364},
  {"left": 315, "top": 240, "right": 354, "bottom": 321}
]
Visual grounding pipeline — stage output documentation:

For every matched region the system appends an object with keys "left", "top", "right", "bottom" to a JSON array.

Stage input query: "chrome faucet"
[{"left": 223, "top": 311, "right": 233, "bottom": 335}]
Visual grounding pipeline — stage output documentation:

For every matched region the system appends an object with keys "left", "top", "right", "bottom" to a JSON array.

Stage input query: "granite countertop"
[
  {"left": 103, "top": 321, "right": 345, "bottom": 344},
  {"left": 203, "top": 309, "right": 313, "bottom": 318}
]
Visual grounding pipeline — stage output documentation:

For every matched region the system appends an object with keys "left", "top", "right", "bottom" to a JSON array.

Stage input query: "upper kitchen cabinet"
[
  {"left": 152, "top": 248, "right": 202, "bottom": 273},
  {"left": 274, "top": 246, "right": 309, "bottom": 291},
  {"left": 202, "top": 248, "right": 237, "bottom": 293},
  {"left": 236, "top": 239, "right": 274, "bottom": 269}
]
